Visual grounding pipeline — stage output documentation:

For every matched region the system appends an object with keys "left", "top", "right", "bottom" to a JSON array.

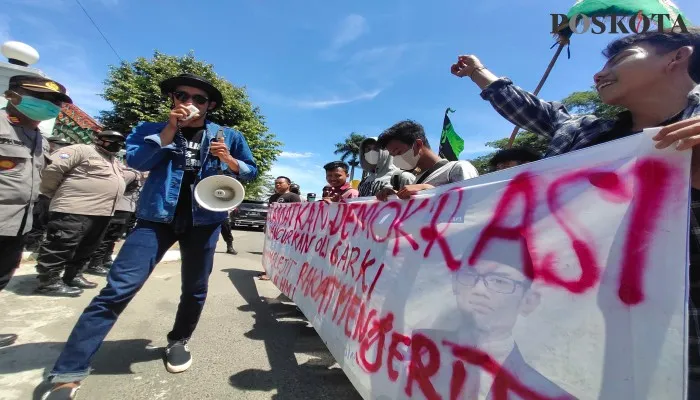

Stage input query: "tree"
[
  {"left": 561, "top": 86, "right": 625, "bottom": 119},
  {"left": 468, "top": 88, "right": 623, "bottom": 174},
  {"left": 98, "top": 50, "right": 282, "bottom": 194},
  {"left": 333, "top": 132, "right": 366, "bottom": 181},
  {"left": 244, "top": 173, "right": 276, "bottom": 201}
]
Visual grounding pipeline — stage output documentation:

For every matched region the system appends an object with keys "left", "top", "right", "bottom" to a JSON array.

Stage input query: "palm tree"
[{"left": 333, "top": 132, "right": 366, "bottom": 181}]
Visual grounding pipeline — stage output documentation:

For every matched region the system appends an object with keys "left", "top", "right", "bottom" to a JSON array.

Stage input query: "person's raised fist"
[{"left": 450, "top": 55, "right": 484, "bottom": 78}]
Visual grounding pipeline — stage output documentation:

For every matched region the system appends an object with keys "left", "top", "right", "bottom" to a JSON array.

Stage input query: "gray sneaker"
[{"left": 165, "top": 340, "right": 192, "bottom": 373}]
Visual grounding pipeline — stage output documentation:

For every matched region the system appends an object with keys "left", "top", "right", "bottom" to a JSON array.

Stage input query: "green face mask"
[{"left": 14, "top": 95, "right": 61, "bottom": 121}]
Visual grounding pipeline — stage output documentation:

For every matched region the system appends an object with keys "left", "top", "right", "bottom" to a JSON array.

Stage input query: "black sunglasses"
[{"left": 172, "top": 91, "right": 209, "bottom": 105}]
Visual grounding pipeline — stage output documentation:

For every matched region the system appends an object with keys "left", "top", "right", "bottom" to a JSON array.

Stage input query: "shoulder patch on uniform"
[
  {"left": 0, "top": 159, "right": 17, "bottom": 170},
  {"left": 59, "top": 153, "right": 70, "bottom": 159}
]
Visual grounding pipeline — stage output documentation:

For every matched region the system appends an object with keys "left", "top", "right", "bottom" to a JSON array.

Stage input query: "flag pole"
[{"left": 506, "top": 40, "right": 567, "bottom": 148}]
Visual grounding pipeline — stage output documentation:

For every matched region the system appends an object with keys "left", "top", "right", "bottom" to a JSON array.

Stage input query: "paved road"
[{"left": 0, "top": 229, "right": 363, "bottom": 400}]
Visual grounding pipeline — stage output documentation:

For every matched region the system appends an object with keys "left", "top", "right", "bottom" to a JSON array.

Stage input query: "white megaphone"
[
  {"left": 194, "top": 174, "right": 245, "bottom": 212},
  {"left": 193, "top": 128, "right": 246, "bottom": 212}
]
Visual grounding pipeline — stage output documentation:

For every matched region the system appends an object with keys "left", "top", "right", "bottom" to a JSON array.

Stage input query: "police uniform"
[
  {"left": 23, "top": 136, "right": 72, "bottom": 252},
  {"left": 0, "top": 76, "right": 71, "bottom": 293},
  {"left": 34, "top": 141, "right": 126, "bottom": 296},
  {"left": 86, "top": 160, "right": 143, "bottom": 275}
]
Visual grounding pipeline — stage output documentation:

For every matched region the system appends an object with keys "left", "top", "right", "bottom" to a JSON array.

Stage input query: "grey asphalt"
[{"left": 0, "top": 229, "right": 362, "bottom": 400}]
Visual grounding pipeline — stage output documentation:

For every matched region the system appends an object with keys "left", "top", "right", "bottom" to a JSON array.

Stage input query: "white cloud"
[
  {"left": 346, "top": 41, "right": 440, "bottom": 84},
  {"left": 321, "top": 14, "right": 368, "bottom": 60},
  {"left": 348, "top": 44, "right": 410, "bottom": 65},
  {"left": 294, "top": 89, "right": 381, "bottom": 109},
  {"left": 331, "top": 14, "right": 367, "bottom": 49},
  {"left": 251, "top": 88, "right": 381, "bottom": 109},
  {"left": 280, "top": 151, "right": 315, "bottom": 158}
]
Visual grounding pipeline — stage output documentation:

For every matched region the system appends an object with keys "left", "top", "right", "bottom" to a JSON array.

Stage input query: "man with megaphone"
[{"left": 43, "top": 73, "right": 258, "bottom": 399}]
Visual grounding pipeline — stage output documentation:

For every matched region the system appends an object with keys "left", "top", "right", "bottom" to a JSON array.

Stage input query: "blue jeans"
[
  {"left": 690, "top": 380, "right": 700, "bottom": 399},
  {"left": 47, "top": 219, "right": 221, "bottom": 383}
]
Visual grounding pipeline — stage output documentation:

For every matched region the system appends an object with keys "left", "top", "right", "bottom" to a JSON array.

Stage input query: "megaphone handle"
[{"left": 214, "top": 128, "right": 226, "bottom": 175}]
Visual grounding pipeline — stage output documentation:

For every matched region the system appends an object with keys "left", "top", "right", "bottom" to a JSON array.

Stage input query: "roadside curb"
[{"left": 21, "top": 250, "right": 182, "bottom": 262}]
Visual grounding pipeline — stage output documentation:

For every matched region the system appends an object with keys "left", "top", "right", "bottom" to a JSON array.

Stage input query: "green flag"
[
  {"left": 556, "top": 0, "right": 690, "bottom": 38},
  {"left": 438, "top": 108, "right": 464, "bottom": 161}
]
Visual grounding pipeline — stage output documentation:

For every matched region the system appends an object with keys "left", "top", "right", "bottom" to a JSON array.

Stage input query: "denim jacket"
[{"left": 125, "top": 120, "right": 258, "bottom": 226}]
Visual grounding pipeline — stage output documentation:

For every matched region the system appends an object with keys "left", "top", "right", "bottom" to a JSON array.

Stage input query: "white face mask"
[
  {"left": 393, "top": 146, "right": 420, "bottom": 170},
  {"left": 364, "top": 150, "right": 379, "bottom": 164}
]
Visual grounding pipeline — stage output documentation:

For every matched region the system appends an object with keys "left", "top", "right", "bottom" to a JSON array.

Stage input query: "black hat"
[
  {"left": 9, "top": 75, "right": 72, "bottom": 104},
  {"left": 158, "top": 73, "right": 223, "bottom": 109},
  {"left": 96, "top": 130, "right": 125, "bottom": 141},
  {"left": 47, "top": 136, "right": 71, "bottom": 145}
]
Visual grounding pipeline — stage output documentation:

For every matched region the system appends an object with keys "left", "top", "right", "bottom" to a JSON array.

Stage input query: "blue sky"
[{"left": 2, "top": 0, "right": 699, "bottom": 195}]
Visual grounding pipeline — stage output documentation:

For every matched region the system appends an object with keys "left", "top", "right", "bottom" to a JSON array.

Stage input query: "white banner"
[{"left": 262, "top": 129, "right": 691, "bottom": 400}]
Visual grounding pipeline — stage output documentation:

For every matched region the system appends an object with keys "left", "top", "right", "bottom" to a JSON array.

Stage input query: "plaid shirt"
[{"left": 481, "top": 78, "right": 700, "bottom": 380}]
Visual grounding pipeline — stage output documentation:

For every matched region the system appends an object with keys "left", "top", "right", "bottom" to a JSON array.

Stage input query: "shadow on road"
[
  {"left": 0, "top": 338, "right": 162, "bottom": 400},
  {"left": 223, "top": 268, "right": 362, "bottom": 400},
  {"left": 3, "top": 272, "right": 41, "bottom": 296}
]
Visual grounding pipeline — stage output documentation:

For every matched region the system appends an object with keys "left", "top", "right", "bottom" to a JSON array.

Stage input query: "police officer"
[
  {"left": 85, "top": 158, "right": 143, "bottom": 275},
  {"left": 34, "top": 130, "right": 126, "bottom": 296},
  {"left": 0, "top": 75, "right": 72, "bottom": 348},
  {"left": 24, "top": 136, "right": 72, "bottom": 253},
  {"left": 47, "top": 136, "right": 72, "bottom": 153}
]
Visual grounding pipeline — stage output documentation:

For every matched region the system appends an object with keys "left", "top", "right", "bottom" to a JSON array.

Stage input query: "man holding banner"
[
  {"left": 375, "top": 119, "right": 479, "bottom": 200},
  {"left": 452, "top": 28, "right": 700, "bottom": 395}
]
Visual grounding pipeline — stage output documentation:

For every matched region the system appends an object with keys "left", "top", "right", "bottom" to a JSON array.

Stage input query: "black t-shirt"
[
  {"left": 182, "top": 127, "right": 204, "bottom": 173},
  {"left": 269, "top": 192, "right": 302, "bottom": 203},
  {"left": 174, "top": 126, "right": 204, "bottom": 222}
]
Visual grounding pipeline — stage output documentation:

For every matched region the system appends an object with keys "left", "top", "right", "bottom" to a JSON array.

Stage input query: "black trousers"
[
  {"left": 220, "top": 218, "right": 233, "bottom": 243},
  {"left": 23, "top": 195, "right": 51, "bottom": 251},
  {"left": 89, "top": 211, "right": 133, "bottom": 268},
  {"left": 35, "top": 213, "right": 112, "bottom": 283},
  {"left": 0, "top": 235, "right": 24, "bottom": 291},
  {"left": 124, "top": 212, "right": 137, "bottom": 237}
]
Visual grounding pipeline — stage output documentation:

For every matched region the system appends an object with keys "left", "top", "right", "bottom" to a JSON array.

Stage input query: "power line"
[{"left": 74, "top": 0, "right": 123, "bottom": 62}]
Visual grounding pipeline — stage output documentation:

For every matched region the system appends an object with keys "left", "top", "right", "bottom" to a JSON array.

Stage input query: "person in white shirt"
[{"left": 375, "top": 120, "right": 478, "bottom": 201}]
